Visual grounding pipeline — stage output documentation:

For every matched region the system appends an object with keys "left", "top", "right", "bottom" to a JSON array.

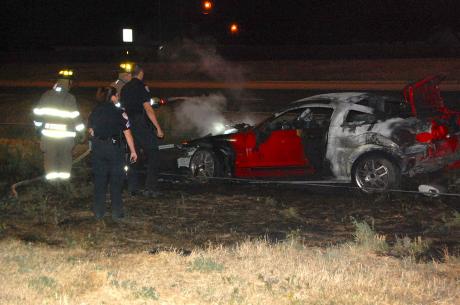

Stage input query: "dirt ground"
[{"left": 1, "top": 177, "right": 459, "bottom": 260}]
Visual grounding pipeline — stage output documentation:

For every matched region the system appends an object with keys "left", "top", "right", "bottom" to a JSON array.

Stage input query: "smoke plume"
[{"left": 173, "top": 93, "right": 229, "bottom": 137}]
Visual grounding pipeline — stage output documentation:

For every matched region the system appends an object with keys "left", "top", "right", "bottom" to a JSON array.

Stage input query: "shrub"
[
  {"left": 0, "top": 143, "right": 42, "bottom": 183},
  {"left": 392, "top": 236, "right": 430, "bottom": 258},
  {"left": 351, "top": 217, "right": 388, "bottom": 253}
]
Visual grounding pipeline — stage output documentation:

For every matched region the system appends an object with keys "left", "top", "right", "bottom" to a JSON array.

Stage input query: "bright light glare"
[
  {"left": 204, "top": 1, "right": 212, "bottom": 9},
  {"left": 224, "top": 128, "right": 237, "bottom": 134},
  {"left": 123, "top": 28, "right": 133, "bottom": 42},
  {"left": 230, "top": 23, "right": 239, "bottom": 33},
  {"left": 59, "top": 70, "right": 73, "bottom": 77},
  {"left": 213, "top": 122, "right": 225, "bottom": 134},
  {"left": 46, "top": 172, "right": 71, "bottom": 180},
  {"left": 202, "top": 1, "right": 213, "bottom": 13}
]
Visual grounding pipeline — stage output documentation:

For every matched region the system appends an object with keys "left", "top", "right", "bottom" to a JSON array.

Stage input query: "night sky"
[{"left": 1, "top": 0, "right": 460, "bottom": 50}]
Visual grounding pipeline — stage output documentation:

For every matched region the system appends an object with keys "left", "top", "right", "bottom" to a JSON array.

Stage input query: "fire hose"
[
  {"left": 9, "top": 148, "right": 91, "bottom": 198},
  {"left": 158, "top": 172, "right": 460, "bottom": 198}
]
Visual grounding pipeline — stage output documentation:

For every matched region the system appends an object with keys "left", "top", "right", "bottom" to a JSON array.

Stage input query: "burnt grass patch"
[{"left": 0, "top": 178, "right": 459, "bottom": 260}]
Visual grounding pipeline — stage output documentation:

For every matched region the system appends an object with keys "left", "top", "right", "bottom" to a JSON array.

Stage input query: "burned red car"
[{"left": 177, "top": 75, "right": 460, "bottom": 192}]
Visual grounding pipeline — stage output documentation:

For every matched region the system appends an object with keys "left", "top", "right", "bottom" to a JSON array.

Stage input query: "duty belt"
[{"left": 94, "top": 135, "right": 121, "bottom": 145}]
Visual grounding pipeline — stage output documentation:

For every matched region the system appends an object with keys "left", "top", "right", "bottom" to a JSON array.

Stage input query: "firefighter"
[
  {"left": 112, "top": 61, "right": 134, "bottom": 96},
  {"left": 33, "top": 69, "right": 85, "bottom": 181}
]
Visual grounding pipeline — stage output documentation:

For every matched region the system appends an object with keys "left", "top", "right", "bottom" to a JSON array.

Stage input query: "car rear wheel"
[
  {"left": 353, "top": 155, "right": 400, "bottom": 193},
  {"left": 190, "top": 149, "right": 220, "bottom": 179}
]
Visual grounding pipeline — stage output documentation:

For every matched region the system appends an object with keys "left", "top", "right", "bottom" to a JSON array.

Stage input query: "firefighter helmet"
[
  {"left": 119, "top": 62, "right": 135, "bottom": 73},
  {"left": 57, "top": 69, "right": 75, "bottom": 80}
]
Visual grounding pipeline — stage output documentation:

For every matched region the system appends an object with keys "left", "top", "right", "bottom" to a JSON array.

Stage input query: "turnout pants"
[
  {"left": 91, "top": 138, "right": 125, "bottom": 219},
  {"left": 40, "top": 137, "right": 74, "bottom": 176},
  {"left": 128, "top": 116, "right": 160, "bottom": 192}
]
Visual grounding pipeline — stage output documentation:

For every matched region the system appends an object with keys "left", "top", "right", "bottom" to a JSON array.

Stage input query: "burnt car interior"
[
  {"left": 254, "top": 107, "right": 333, "bottom": 173},
  {"left": 354, "top": 98, "right": 412, "bottom": 121}
]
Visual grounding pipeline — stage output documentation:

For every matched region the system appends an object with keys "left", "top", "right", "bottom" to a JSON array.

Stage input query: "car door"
[{"left": 245, "top": 108, "right": 309, "bottom": 177}]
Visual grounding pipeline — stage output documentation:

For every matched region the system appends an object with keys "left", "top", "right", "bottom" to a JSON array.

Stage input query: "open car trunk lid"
[{"left": 403, "top": 74, "right": 447, "bottom": 119}]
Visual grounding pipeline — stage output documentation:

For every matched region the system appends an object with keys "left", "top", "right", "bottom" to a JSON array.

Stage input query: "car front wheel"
[
  {"left": 353, "top": 155, "right": 400, "bottom": 193},
  {"left": 190, "top": 149, "right": 220, "bottom": 178}
]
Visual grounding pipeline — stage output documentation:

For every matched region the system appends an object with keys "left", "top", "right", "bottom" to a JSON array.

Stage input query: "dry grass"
[{"left": 0, "top": 236, "right": 458, "bottom": 305}]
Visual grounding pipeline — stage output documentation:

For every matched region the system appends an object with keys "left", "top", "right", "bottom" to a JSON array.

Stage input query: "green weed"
[
  {"left": 134, "top": 286, "right": 159, "bottom": 300},
  {"left": 28, "top": 275, "right": 57, "bottom": 291},
  {"left": 189, "top": 257, "right": 224, "bottom": 272},
  {"left": 392, "top": 236, "right": 430, "bottom": 258},
  {"left": 351, "top": 217, "right": 388, "bottom": 253},
  {"left": 443, "top": 211, "right": 460, "bottom": 228}
]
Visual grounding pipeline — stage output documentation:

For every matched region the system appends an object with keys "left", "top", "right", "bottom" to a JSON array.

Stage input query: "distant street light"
[
  {"left": 202, "top": 0, "right": 213, "bottom": 14},
  {"left": 229, "top": 23, "right": 239, "bottom": 35},
  {"left": 122, "top": 28, "right": 133, "bottom": 43}
]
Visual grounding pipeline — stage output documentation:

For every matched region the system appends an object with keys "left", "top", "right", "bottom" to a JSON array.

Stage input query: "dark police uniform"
[
  {"left": 88, "top": 102, "right": 131, "bottom": 219},
  {"left": 120, "top": 78, "right": 159, "bottom": 193}
]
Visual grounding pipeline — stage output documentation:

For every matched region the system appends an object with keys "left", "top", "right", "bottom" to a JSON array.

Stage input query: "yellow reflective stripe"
[
  {"left": 46, "top": 172, "right": 71, "bottom": 180},
  {"left": 41, "top": 129, "right": 76, "bottom": 138},
  {"left": 33, "top": 107, "right": 80, "bottom": 119},
  {"left": 75, "top": 123, "right": 85, "bottom": 132}
]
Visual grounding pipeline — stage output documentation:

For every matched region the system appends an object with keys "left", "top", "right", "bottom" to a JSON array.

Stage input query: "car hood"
[
  {"left": 403, "top": 74, "right": 446, "bottom": 118},
  {"left": 182, "top": 123, "right": 251, "bottom": 146}
]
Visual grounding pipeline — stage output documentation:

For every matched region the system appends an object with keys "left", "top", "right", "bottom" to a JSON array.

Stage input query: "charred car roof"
[{"left": 290, "top": 92, "right": 397, "bottom": 106}]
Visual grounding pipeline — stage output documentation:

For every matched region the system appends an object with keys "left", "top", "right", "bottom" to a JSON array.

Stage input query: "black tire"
[
  {"left": 189, "top": 149, "right": 221, "bottom": 179},
  {"left": 352, "top": 154, "right": 400, "bottom": 193}
]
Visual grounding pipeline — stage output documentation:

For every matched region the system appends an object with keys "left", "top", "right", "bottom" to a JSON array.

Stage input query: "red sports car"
[{"left": 177, "top": 75, "right": 460, "bottom": 192}]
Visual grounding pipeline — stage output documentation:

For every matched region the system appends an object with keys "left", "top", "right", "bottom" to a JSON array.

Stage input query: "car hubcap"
[
  {"left": 355, "top": 159, "right": 390, "bottom": 192},
  {"left": 191, "top": 151, "right": 215, "bottom": 177}
]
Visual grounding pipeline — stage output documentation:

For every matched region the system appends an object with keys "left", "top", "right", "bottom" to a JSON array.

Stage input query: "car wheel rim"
[
  {"left": 355, "top": 159, "right": 390, "bottom": 192},
  {"left": 191, "top": 151, "right": 215, "bottom": 177}
]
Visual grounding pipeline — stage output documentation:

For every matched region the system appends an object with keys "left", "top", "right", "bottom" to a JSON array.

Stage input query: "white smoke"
[
  {"left": 173, "top": 93, "right": 229, "bottom": 137},
  {"left": 165, "top": 39, "right": 257, "bottom": 138},
  {"left": 166, "top": 38, "right": 246, "bottom": 84}
]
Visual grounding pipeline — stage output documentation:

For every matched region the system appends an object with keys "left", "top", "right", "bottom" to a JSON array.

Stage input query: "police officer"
[
  {"left": 120, "top": 64, "right": 164, "bottom": 197},
  {"left": 33, "top": 69, "right": 85, "bottom": 181},
  {"left": 88, "top": 87, "right": 138, "bottom": 220}
]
